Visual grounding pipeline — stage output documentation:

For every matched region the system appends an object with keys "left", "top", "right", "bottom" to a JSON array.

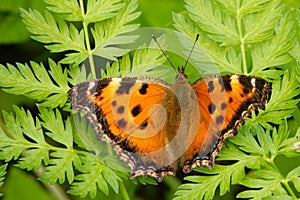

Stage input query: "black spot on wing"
[
  {"left": 222, "top": 75, "right": 232, "bottom": 91},
  {"left": 228, "top": 97, "right": 233, "bottom": 103},
  {"left": 118, "top": 138, "right": 136, "bottom": 153},
  {"left": 139, "top": 83, "right": 148, "bottom": 95},
  {"left": 216, "top": 116, "right": 224, "bottom": 125},
  {"left": 208, "top": 81, "right": 214, "bottom": 93},
  {"left": 138, "top": 120, "right": 148, "bottom": 130},
  {"left": 117, "top": 119, "right": 127, "bottom": 129},
  {"left": 238, "top": 76, "right": 253, "bottom": 94},
  {"left": 208, "top": 103, "right": 216, "bottom": 114},
  {"left": 116, "top": 78, "right": 135, "bottom": 94},
  {"left": 218, "top": 76, "right": 225, "bottom": 92},
  {"left": 112, "top": 100, "right": 117, "bottom": 106},
  {"left": 221, "top": 103, "right": 227, "bottom": 110},
  {"left": 254, "top": 78, "right": 267, "bottom": 91},
  {"left": 94, "top": 79, "right": 112, "bottom": 96},
  {"left": 131, "top": 105, "right": 142, "bottom": 117},
  {"left": 117, "top": 106, "right": 125, "bottom": 114}
]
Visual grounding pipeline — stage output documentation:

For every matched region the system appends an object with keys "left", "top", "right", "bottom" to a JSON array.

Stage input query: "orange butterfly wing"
[
  {"left": 69, "top": 77, "right": 178, "bottom": 180},
  {"left": 182, "top": 75, "right": 271, "bottom": 172}
]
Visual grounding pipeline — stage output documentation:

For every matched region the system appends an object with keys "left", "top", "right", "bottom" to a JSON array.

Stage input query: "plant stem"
[
  {"left": 282, "top": 181, "right": 297, "bottom": 198},
  {"left": 79, "top": 0, "right": 97, "bottom": 79},
  {"left": 269, "top": 160, "right": 297, "bottom": 198},
  {"left": 34, "top": 167, "right": 71, "bottom": 200},
  {"left": 120, "top": 181, "right": 130, "bottom": 200},
  {"left": 236, "top": 1, "right": 248, "bottom": 74}
]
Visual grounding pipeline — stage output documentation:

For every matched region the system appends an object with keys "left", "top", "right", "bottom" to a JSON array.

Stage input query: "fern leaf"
[
  {"left": 0, "top": 107, "right": 49, "bottom": 170},
  {"left": 92, "top": 0, "right": 141, "bottom": 60},
  {"left": 0, "top": 164, "right": 7, "bottom": 197},
  {"left": 185, "top": 0, "right": 239, "bottom": 45},
  {"left": 39, "top": 150, "right": 80, "bottom": 184},
  {"left": 251, "top": 13, "right": 296, "bottom": 78},
  {"left": 0, "top": 60, "right": 69, "bottom": 108},
  {"left": 172, "top": 12, "right": 243, "bottom": 74},
  {"left": 20, "top": 9, "right": 87, "bottom": 63},
  {"left": 175, "top": 117, "right": 300, "bottom": 200},
  {"left": 255, "top": 71, "right": 300, "bottom": 127},
  {"left": 237, "top": 169, "right": 286, "bottom": 200},
  {"left": 243, "top": 0, "right": 283, "bottom": 43},
  {"left": 43, "top": 0, "right": 82, "bottom": 21},
  {"left": 174, "top": 132, "right": 265, "bottom": 200},
  {"left": 39, "top": 107, "right": 73, "bottom": 148},
  {"left": 85, "top": 0, "right": 125, "bottom": 23},
  {"left": 102, "top": 35, "right": 171, "bottom": 80},
  {"left": 68, "top": 154, "right": 123, "bottom": 198},
  {"left": 286, "top": 165, "right": 300, "bottom": 192},
  {"left": 173, "top": 0, "right": 295, "bottom": 76}
]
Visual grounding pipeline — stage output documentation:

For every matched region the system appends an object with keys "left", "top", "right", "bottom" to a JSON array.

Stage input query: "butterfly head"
[
  {"left": 176, "top": 67, "right": 188, "bottom": 84},
  {"left": 176, "top": 66, "right": 188, "bottom": 81}
]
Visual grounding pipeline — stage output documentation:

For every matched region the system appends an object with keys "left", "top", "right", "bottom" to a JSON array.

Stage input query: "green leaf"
[
  {"left": 39, "top": 107, "right": 73, "bottom": 148},
  {"left": 243, "top": 0, "right": 283, "bottom": 43},
  {"left": 0, "top": 59, "right": 69, "bottom": 108},
  {"left": 185, "top": 0, "right": 239, "bottom": 46},
  {"left": 92, "top": 0, "right": 141, "bottom": 61},
  {"left": 174, "top": 140, "right": 263, "bottom": 200},
  {"left": 173, "top": 12, "right": 243, "bottom": 74},
  {"left": 0, "top": 164, "right": 7, "bottom": 197},
  {"left": 173, "top": 0, "right": 295, "bottom": 76},
  {"left": 43, "top": 0, "right": 82, "bottom": 21},
  {"left": 20, "top": 9, "right": 87, "bottom": 64},
  {"left": 0, "top": 107, "right": 50, "bottom": 171},
  {"left": 255, "top": 71, "right": 300, "bottom": 127},
  {"left": 102, "top": 36, "right": 172, "bottom": 80},
  {"left": 85, "top": 0, "right": 125, "bottom": 23},
  {"left": 39, "top": 150, "right": 80, "bottom": 184},
  {"left": 286, "top": 165, "right": 300, "bottom": 192},
  {"left": 237, "top": 172, "right": 286, "bottom": 200},
  {"left": 68, "top": 154, "right": 123, "bottom": 198},
  {"left": 251, "top": 13, "right": 296, "bottom": 78},
  {"left": 174, "top": 163, "right": 244, "bottom": 200}
]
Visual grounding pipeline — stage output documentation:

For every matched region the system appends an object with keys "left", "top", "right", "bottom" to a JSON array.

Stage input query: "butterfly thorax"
[{"left": 163, "top": 71, "right": 200, "bottom": 166}]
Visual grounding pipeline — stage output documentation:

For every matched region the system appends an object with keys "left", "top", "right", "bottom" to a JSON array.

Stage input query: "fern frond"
[
  {"left": 68, "top": 154, "right": 122, "bottom": 198},
  {"left": 20, "top": 9, "right": 87, "bottom": 64},
  {"left": 254, "top": 71, "right": 300, "bottom": 127},
  {"left": 173, "top": 12, "right": 243, "bottom": 75},
  {"left": 92, "top": 0, "right": 141, "bottom": 60},
  {"left": 44, "top": 0, "right": 124, "bottom": 23},
  {"left": 175, "top": 120, "right": 300, "bottom": 200},
  {"left": 251, "top": 13, "right": 296, "bottom": 78},
  {"left": 102, "top": 35, "right": 172, "bottom": 80},
  {"left": 173, "top": 0, "right": 295, "bottom": 77},
  {"left": 185, "top": 0, "right": 239, "bottom": 46},
  {"left": 0, "top": 59, "right": 69, "bottom": 108},
  {"left": 0, "top": 107, "right": 49, "bottom": 170},
  {"left": 0, "top": 164, "right": 7, "bottom": 197}
]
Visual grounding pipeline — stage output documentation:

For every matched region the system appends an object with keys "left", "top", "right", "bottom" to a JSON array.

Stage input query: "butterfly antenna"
[
  {"left": 152, "top": 35, "right": 176, "bottom": 70},
  {"left": 183, "top": 34, "right": 199, "bottom": 70}
]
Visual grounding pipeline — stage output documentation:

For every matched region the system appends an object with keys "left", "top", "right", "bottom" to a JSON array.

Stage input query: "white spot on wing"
[
  {"left": 112, "top": 78, "right": 122, "bottom": 82},
  {"left": 251, "top": 78, "right": 256, "bottom": 92},
  {"left": 88, "top": 81, "right": 96, "bottom": 90}
]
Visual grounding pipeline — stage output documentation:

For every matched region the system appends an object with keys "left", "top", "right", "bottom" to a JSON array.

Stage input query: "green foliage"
[
  {"left": 0, "top": 59, "right": 69, "bottom": 108},
  {"left": 20, "top": 0, "right": 140, "bottom": 69},
  {"left": 0, "top": 164, "right": 7, "bottom": 197},
  {"left": 173, "top": 0, "right": 296, "bottom": 79},
  {"left": 174, "top": 123, "right": 300, "bottom": 200},
  {"left": 0, "top": 0, "right": 299, "bottom": 199}
]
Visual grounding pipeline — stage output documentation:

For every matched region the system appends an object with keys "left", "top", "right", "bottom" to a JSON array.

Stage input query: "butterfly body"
[{"left": 69, "top": 70, "right": 271, "bottom": 181}]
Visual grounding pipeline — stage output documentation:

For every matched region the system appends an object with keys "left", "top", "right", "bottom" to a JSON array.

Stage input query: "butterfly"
[{"left": 68, "top": 36, "right": 272, "bottom": 181}]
